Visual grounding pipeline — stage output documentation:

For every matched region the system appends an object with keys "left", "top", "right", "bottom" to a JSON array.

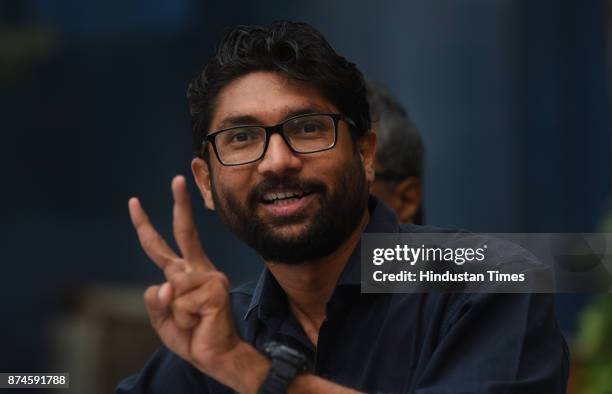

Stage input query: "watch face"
[
  {"left": 263, "top": 341, "right": 281, "bottom": 356},
  {"left": 263, "top": 342, "right": 308, "bottom": 367},
  {"left": 258, "top": 342, "right": 306, "bottom": 394}
]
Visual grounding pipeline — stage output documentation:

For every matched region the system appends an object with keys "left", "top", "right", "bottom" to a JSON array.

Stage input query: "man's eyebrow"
[
  {"left": 283, "top": 106, "right": 331, "bottom": 119},
  {"left": 216, "top": 115, "right": 260, "bottom": 130},
  {"left": 214, "top": 105, "right": 333, "bottom": 131}
]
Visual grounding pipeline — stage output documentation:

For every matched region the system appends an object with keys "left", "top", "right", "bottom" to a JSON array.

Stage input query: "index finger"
[
  {"left": 129, "top": 197, "right": 179, "bottom": 269},
  {"left": 171, "top": 175, "right": 216, "bottom": 272}
]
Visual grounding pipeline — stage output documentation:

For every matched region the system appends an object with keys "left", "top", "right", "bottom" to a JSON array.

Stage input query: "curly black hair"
[{"left": 187, "top": 21, "right": 371, "bottom": 158}]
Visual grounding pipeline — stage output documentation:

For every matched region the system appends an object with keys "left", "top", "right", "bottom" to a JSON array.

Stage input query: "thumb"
[{"left": 144, "top": 282, "right": 173, "bottom": 327}]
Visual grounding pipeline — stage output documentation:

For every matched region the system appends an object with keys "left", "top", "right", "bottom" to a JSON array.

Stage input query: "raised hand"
[{"left": 128, "top": 175, "right": 241, "bottom": 375}]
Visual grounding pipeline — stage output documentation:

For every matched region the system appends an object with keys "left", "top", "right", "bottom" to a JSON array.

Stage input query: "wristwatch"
[{"left": 258, "top": 341, "right": 308, "bottom": 394}]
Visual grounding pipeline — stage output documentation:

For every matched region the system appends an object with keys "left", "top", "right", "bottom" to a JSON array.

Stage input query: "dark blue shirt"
[{"left": 117, "top": 198, "right": 569, "bottom": 393}]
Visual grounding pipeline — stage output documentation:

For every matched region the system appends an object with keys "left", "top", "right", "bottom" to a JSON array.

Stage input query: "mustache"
[{"left": 248, "top": 175, "right": 327, "bottom": 205}]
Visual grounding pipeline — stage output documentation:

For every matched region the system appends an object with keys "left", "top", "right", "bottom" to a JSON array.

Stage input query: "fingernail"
[{"left": 158, "top": 282, "right": 170, "bottom": 300}]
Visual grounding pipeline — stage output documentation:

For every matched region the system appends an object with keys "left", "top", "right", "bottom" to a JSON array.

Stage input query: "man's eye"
[
  {"left": 299, "top": 122, "right": 324, "bottom": 133},
  {"left": 232, "top": 132, "right": 250, "bottom": 142},
  {"left": 226, "top": 129, "right": 261, "bottom": 143}
]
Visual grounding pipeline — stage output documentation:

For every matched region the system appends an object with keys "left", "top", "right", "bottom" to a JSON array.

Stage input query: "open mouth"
[
  {"left": 261, "top": 189, "right": 313, "bottom": 206},
  {"left": 258, "top": 188, "right": 318, "bottom": 218}
]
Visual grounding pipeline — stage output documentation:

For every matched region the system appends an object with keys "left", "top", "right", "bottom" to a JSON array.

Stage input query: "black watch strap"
[{"left": 258, "top": 342, "right": 308, "bottom": 394}]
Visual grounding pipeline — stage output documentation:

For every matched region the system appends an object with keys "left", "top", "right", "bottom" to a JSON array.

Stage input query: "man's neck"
[{"left": 264, "top": 209, "right": 370, "bottom": 346}]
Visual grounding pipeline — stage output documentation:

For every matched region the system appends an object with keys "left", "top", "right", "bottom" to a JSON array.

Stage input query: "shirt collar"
[{"left": 243, "top": 195, "right": 400, "bottom": 320}]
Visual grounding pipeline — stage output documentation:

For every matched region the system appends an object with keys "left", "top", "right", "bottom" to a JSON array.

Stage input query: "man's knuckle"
[
  {"left": 168, "top": 272, "right": 184, "bottom": 288},
  {"left": 164, "top": 260, "right": 184, "bottom": 276},
  {"left": 211, "top": 272, "right": 230, "bottom": 289},
  {"left": 142, "top": 235, "right": 163, "bottom": 250},
  {"left": 174, "top": 297, "right": 188, "bottom": 311},
  {"left": 176, "top": 313, "right": 189, "bottom": 327},
  {"left": 144, "top": 286, "right": 157, "bottom": 303},
  {"left": 175, "top": 227, "right": 196, "bottom": 238},
  {"left": 208, "top": 271, "right": 227, "bottom": 283}
]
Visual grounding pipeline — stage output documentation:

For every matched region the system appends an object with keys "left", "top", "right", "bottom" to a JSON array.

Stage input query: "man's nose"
[{"left": 256, "top": 134, "right": 303, "bottom": 175}]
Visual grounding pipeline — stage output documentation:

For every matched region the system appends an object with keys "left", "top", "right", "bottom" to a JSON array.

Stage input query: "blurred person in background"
[{"left": 367, "top": 82, "right": 425, "bottom": 224}]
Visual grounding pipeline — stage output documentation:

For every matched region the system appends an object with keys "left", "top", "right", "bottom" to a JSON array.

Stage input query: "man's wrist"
[
  {"left": 259, "top": 342, "right": 309, "bottom": 394},
  {"left": 197, "top": 342, "right": 363, "bottom": 394},
  {"left": 205, "top": 341, "right": 271, "bottom": 394}
]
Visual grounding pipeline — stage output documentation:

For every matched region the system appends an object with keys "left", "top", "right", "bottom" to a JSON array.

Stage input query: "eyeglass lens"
[{"left": 213, "top": 114, "right": 337, "bottom": 165}]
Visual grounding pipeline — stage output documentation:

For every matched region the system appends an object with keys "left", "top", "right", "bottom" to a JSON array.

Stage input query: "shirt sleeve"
[{"left": 412, "top": 293, "right": 569, "bottom": 393}]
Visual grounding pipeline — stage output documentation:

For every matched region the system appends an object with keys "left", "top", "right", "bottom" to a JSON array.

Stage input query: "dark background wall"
[{"left": 2, "top": 0, "right": 610, "bottom": 373}]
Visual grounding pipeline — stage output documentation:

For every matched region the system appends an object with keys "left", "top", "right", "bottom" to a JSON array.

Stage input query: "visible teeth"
[
  {"left": 262, "top": 190, "right": 307, "bottom": 202},
  {"left": 272, "top": 197, "right": 299, "bottom": 205}
]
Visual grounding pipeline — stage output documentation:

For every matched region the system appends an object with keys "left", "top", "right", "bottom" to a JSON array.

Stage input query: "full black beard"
[{"left": 211, "top": 154, "right": 369, "bottom": 264}]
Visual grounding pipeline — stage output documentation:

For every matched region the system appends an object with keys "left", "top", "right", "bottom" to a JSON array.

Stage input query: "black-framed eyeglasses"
[{"left": 202, "top": 113, "right": 356, "bottom": 166}]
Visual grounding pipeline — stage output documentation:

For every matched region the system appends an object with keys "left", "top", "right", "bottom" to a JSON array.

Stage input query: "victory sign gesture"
[{"left": 128, "top": 175, "right": 269, "bottom": 392}]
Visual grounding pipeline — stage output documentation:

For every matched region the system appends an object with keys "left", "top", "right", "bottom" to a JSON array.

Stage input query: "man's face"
[{"left": 192, "top": 71, "right": 376, "bottom": 264}]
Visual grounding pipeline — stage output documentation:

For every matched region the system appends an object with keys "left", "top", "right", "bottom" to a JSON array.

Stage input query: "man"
[
  {"left": 117, "top": 21, "right": 568, "bottom": 393},
  {"left": 368, "top": 82, "right": 424, "bottom": 224}
]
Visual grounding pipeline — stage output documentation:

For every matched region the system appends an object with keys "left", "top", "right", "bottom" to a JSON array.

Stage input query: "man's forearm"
[
  {"left": 211, "top": 341, "right": 363, "bottom": 394},
  {"left": 288, "top": 374, "right": 363, "bottom": 394}
]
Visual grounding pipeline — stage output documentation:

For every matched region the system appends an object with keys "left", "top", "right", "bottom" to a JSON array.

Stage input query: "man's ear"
[
  {"left": 358, "top": 131, "right": 377, "bottom": 184},
  {"left": 191, "top": 157, "right": 215, "bottom": 210},
  {"left": 393, "top": 177, "right": 422, "bottom": 223}
]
